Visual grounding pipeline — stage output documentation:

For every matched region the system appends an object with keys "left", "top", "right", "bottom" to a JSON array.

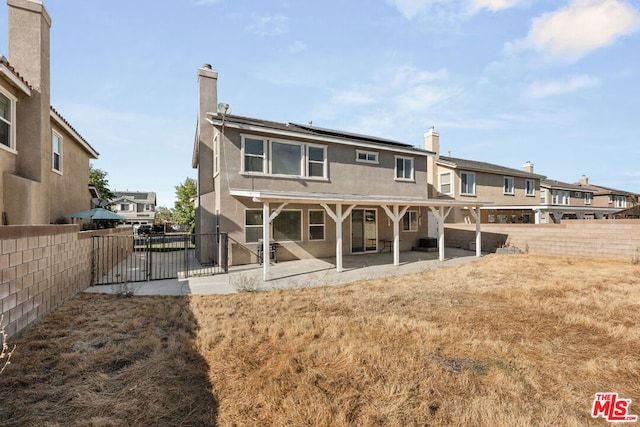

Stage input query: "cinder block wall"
[
  {"left": 445, "top": 220, "right": 640, "bottom": 259},
  {"left": 1, "top": 225, "right": 132, "bottom": 337}
]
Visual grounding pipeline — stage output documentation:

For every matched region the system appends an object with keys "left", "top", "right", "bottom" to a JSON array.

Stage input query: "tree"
[
  {"left": 89, "top": 165, "right": 115, "bottom": 205},
  {"left": 174, "top": 178, "right": 196, "bottom": 231},
  {"left": 154, "top": 206, "right": 175, "bottom": 224}
]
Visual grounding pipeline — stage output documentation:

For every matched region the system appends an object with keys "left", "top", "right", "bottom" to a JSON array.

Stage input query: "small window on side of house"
[
  {"left": 356, "top": 150, "right": 379, "bottom": 164},
  {"left": 52, "top": 132, "right": 62, "bottom": 173}
]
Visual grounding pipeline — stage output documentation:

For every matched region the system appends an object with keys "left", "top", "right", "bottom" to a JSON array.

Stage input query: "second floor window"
[
  {"left": 395, "top": 156, "right": 414, "bottom": 181},
  {"left": 52, "top": 132, "right": 62, "bottom": 173},
  {"left": 526, "top": 179, "right": 535, "bottom": 197},
  {"left": 356, "top": 150, "right": 379, "bottom": 163},
  {"left": 614, "top": 195, "right": 627, "bottom": 208},
  {"left": 460, "top": 172, "right": 475, "bottom": 195},
  {"left": 439, "top": 172, "right": 451, "bottom": 194},
  {"left": 503, "top": 176, "right": 514, "bottom": 195},
  {"left": 585, "top": 193, "right": 592, "bottom": 205},
  {"left": 120, "top": 203, "right": 130, "bottom": 211},
  {"left": 242, "top": 136, "right": 327, "bottom": 179},
  {"left": 243, "top": 137, "right": 266, "bottom": 173},
  {"left": 0, "top": 91, "right": 15, "bottom": 150},
  {"left": 552, "top": 190, "right": 570, "bottom": 205}
]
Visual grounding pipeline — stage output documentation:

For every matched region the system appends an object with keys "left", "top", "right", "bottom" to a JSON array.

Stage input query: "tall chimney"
[
  {"left": 522, "top": 161, "right": 534, "bottom": 174},
  {"left": 579, "top": 175, "right": 589, "bottom": 185},
  {"left": 424, "top": 126, "right": 440, "bottom": 159},
  {"left": 424, "top": 127, "right": 440, "bottom": 199},
  {"left": 7, "top": 0, "right": 51, "bottom": 201}
]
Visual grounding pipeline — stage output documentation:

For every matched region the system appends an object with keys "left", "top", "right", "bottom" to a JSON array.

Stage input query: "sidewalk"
[{"left": 83, "top": 248, "right": 481, "bottom": 296}]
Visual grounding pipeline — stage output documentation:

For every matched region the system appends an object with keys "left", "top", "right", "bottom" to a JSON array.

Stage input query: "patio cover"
[{"left": 230, "top": 189, "right": 492, "bottom": 280}]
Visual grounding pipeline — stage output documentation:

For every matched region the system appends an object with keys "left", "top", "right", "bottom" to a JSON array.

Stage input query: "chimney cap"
[{"left": 202, "top": 63, "right": 212, "bottom": 69}]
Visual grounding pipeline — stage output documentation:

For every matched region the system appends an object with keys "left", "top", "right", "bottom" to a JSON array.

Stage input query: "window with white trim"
[
  {"left": 460, "top": 171, "right": 475, "bottom": 195},
  {"left": 552, "top": 190, "right": 570, "bottom": 205},
  {"left": 273, "top": 210, "right": 302, "bottom": 241},
  {"left": 271, "top": 140, "right": 302, "bottom": 176},
  {"left": 614, "top": 195, "right": 627, "bottom": 208},
  {"left": 439, "top": 172, "right": 452, "bottom": 194},
  {"left": 245, "top": 210, "right": 264, "bottom": 243},
  {"left": 308, "top": 210, "right": 325, "bottom": 241},
  {"left": 52, "top": 132, "right": 62, "bottom": 173},
  {"left": 503, "top": 176, "right": 514, "bottom": 195},
  {"left": 213, "top": 134, "right": 220, "bottom": 177},
  {"left": 402, "top": 210, "right": 418, "bottom": 232},
  {"left": 307, "top": 145, "right": 326, "bottom": 177},
  {"left": 584, "top": 193, "right": 592, "bottom": 205},
  {"left": 525, "top": 179, "right": 535, "bottom": 197},
  {"left": 0, "top": 90, "right": 16, "bottom": 151},
  {"left": 356, "top": 150, "right": 378, "bottom": 164},
  {"left": 241, "top": 135, "right": 327, "bottom": 179},
  {"left": 120, "top": 203, "right": 130, "bottom": 211},
  {"left": 395, "top": 156, "right": 414, "bottom": 181},
  {"left": 242, "top": 137, "right": 266, "bottom": 173}
]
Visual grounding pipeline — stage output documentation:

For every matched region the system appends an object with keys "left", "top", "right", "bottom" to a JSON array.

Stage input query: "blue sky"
[{"left": 2, "top": 0, "right": 639, "bottom": 207}]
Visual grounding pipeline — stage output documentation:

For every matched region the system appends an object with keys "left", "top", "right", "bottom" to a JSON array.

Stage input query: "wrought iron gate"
[{"left": 91, "top": 233, "right": 228, "bottom": 285}]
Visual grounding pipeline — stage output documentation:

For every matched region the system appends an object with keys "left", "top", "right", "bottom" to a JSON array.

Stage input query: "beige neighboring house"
[
  {"left": 424, "top": 128, "right": 544, "bottom": 225},
  {"left": 574, "top": 176, "right": 638, "bottom": 213},
  {"left": 192, "top": 65, "right": 489, "bottom": 279},
  {"left": 537, "top": 179, "right": 622, "bottom": 223},
  {"left": 112, "top": 191, "right": 157, "bottom": 226},
  {"left": 0, "top": 0, "right": 98, "bottom": 225}
]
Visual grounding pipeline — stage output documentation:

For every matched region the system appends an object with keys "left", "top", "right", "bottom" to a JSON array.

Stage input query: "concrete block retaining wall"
[
  {"left": 445, "top": 219, "right": 640, "bottom": 260},
  {"left": 1, "top": 225, "right": 132, "bottom": 337}
]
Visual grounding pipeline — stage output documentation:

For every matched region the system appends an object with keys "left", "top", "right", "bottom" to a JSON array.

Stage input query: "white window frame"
[
  {"left": 584, "top": 193, "right": 592, "bottom": 205},
  {"left": 356, "top": 150, "right": 379, "bottom": 164},
  {"left": 270, "top": 139, "right": 303, "bottom": 177},
  {"left": 245, "top": 209, "right": 264, "bottom": 243},
  {"left": 120, "top": 203, "right": 130, "bottom": 211},
  {"left": 308, "top": 209, "right": 326, "bottom": 241},
  {"left": 394, "top": 156, "right": 414, "bottom": 182},
  {"left": 272, "top": 209, "right": 303, "bottom": 242},
  {"left": 540, "top": 189, "right": 547, "bottom": 204},
  {"left": 614, "top": 195, "right": 627, "bottom": 208},
  {"left": 241, "top": 136, "right": 267, "bottom": 174},
  {"left": 439, "top": 172, "right": 452, "bottom": 195},
  {"left": 503, "top": 176, "right": 515, "bottom": 195},
  {"left": 0, "top": 89, "right": 17, "bottom": 153},
  {"left": 525, "top": 179, "right": 535, "bottom": 197},
  {"left": 306, "top": 143, "right": 327, "bottom": 179},
  {"left": 52, "top": 131, "right": 63, "bottom": 174},
  {"left": 213, "top": 133, "right": 220, "bottom": 178},
  {"left": 402, "top": 210, "right": 418, "bottom": 232},
  {"left": 460, "top": 171, "right": 476, "bottom": 196},
  {"left": 552, "top": 190, "right": 570, "bottom": 205}
]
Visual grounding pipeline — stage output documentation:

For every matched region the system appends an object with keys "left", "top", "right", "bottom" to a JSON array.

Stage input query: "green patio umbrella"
[{"left": 66, "top": 208, "right": 125, "bottom": 220}]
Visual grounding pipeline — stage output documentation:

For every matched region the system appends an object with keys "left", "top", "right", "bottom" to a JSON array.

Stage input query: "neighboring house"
[
  {"left": 0, "top": 0, "right": 98, "bottom": 225},
  {"left": 424, "top": 129, "right": 545, "bottom": 224},
  {"left": 192, "top": 65, "right": 487, "bottom": 278},
  {"left": 537, "top": 179, "right": 618, "bottom": 223},
  {"left": 112, "top": 191, "right": 157, "bottom": 225},
  {"left": 574, "top": 176, "right": 637, "bottom": 213}
]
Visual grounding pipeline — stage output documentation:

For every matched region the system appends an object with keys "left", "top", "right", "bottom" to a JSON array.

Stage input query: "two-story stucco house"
[
  {"left": 111, "top": 191, "right": 157, "bottom": 226},
  {"left": 574, "top": 176, "right": 637, "bottom": 213},
  {"left": 537, "top": 179, "right": 625, "bottom": 223},
  {"left": 192, "top": 65, "right": 487, "bottom": 279},
  {"left": 0, "top": 0, "right": 98, "bottom": 225},
  {"left": 424, "top": 129, "right": 544, "bottom": 225}
]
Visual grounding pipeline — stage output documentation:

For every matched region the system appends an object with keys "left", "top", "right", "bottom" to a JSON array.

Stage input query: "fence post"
[
  {"left": 222, "top": 233, "right": 229, "bottom": 273},
  {"left": 147, "top": 236, "right": 152, "bottom": 281}
]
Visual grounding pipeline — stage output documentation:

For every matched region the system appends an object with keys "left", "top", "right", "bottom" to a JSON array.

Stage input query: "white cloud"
[
  {"left": 471, "top": 0, "right": 525, "bottom": 12},
  {"left": 386, "top": 0, "right": 524, "bottom": 20},
  {"left": 524, "top": 74, "right": 600, "bottom": 99},
  {"left": 289, "top": 40, "right": 307, "bottom": 53},
  {"left": 245, "top": 13, "right": 288, "bottom": 36},
  {"left": 512, "top": 0, "right": 640, "bottom": 58}
]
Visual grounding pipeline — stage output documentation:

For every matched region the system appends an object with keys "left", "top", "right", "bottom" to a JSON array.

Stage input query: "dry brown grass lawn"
[{"left": 1, "top": 254, "right": 639, "bottom": 426}]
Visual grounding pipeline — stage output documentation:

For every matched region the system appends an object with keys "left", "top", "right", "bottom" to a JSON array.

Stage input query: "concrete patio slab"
[{"left": 83, "top": 248, "right": 482, "bottom": 296}]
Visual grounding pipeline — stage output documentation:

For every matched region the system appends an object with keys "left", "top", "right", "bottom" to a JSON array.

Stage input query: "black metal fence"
[{"left": 91, "top": 233, "right": 228, "bottom": 285}]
